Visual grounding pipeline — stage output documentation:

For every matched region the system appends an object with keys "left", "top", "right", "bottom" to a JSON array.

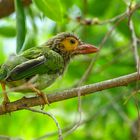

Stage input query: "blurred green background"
[{"left": 0, "top": 0, "right": 140, "bottom": 140}]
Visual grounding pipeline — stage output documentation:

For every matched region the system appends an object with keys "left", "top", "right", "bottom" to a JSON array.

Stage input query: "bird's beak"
[{"left": 74, "top": 43, "right": 99, "bottom": 55}]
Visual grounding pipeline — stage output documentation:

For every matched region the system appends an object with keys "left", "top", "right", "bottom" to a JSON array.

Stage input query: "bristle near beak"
[{"left": 74, "top": 43, "right": 99, "bottom": 55}]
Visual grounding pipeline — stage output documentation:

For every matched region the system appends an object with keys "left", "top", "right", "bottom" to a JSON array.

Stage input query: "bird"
[{"left": 0, "top": 32, "right": 99, "bottom": 110}]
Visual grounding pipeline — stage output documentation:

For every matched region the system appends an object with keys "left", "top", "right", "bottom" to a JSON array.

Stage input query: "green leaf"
[
  {"left": 60, "top": 0, "right": 74, "bottom": 10},
  {"left": 0, "top": 26, "right": 16, "bottom": 37},
  {"left": 116, "top": 19, "right": 131, "bottom": 38},
  {"left": 88, "top": 0, "right": 113, "bottom": 17},
  {"left": 33, "top": 0, "right": 63, "bottom": 22},
  {"left": 14, "top": 0, "right": 26, "bottom": 54}
]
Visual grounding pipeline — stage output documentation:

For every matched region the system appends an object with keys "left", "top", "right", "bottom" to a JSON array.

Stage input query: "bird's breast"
[{"left": 6, "top": 73, "right": 60, "bottom": 93}]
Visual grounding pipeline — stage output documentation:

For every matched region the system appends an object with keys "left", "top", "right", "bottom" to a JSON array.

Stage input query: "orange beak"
[{"left": 74, "top": 44, "right": 99, "bottom": 55}]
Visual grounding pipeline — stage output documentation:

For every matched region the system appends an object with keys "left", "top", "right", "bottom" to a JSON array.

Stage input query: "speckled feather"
[{"left": 0, "top": 32, "right": 80, "bottom": 91}]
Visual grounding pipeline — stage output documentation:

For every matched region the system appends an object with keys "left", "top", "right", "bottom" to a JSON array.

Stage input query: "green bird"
[{"left": 0, "top": 32, "right": 99, "bottom": 110}]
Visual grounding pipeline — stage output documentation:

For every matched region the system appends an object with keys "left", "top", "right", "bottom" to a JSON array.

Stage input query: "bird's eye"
[{"left": 70, "top": 39, "right": 76, "bottom": 44}]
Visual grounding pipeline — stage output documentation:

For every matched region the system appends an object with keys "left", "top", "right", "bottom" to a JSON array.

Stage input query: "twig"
[
  {"left": 105, "top": 93, "right": 129, "bottom": 122},
  {"left": 77, "top": 12, "right": 127, "bottom": 25},
  {"left": 77, "top": 16, "right": 125, "bottom": 86},
  {"left": 0, "top": 72, "right": 140, "bottom": 115},
  {"left": 63, "top": 90, "right": 82, "bottom": 137},
  {"left": 26, "top": 108, "right": 63, "bottom": 140},
  {"left": 127, "top": 1, "right": 140, "bottom": 129},
  {"left": 93, "top": 47, "right": 130, "bottom": 74},
  {"left": 128, "top": 18, "right": 139, "bottom": 71},
  {"left": 128, "top": 2, "right": 139, "bottom": 71},
  {"left": 74, "top": 3, "right": 140, "bottom": 26},
  {"left": 36, "top": 92, "right": 130, "bottom": 139},
  {"left": 76, "top": 2, "right": 140, "bottom": 86}
]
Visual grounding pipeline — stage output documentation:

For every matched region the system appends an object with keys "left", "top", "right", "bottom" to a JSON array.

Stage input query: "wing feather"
[
  {"left": 6, "top": 48, "right": 64, "bottom": 82},
  {"left": 6, "top": 56, "right": 46, "bottom": 81}
]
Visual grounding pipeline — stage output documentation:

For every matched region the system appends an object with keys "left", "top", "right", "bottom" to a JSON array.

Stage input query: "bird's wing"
[
  {"left": 6, "top": 47, "right": 64, "bottom": 81},
  {"left": 20, "top": 46, "right": 47, "bottom": 59}
]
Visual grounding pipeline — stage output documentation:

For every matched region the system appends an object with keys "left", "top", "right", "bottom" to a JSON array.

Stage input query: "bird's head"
[{"left": 46, "top": 32, "right": 99, "bottom": 57}]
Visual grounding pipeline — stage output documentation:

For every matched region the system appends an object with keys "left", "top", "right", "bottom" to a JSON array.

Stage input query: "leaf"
[
  {"left": 14, "top": 0, "right": 26, "bottom": 54},
  {"left": 0, "top": 26, "right": 16, "bottom": 37},
  {"left": 116, "top": 19, "right": 131, "bottom": 38},
  {"left": 60, "top": 0, "right": 74, "bottom": 10},
  {"left": 33, "top": 0, "right": 63, "bottom": 22},
  {"left": 88, "top": 0, "right": 113, "bottom": 17}
]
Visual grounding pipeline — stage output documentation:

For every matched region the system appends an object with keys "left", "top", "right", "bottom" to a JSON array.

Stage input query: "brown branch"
[
  {"left": 0, "top": 0, "right": 32, "bottom": 18},
  {"left": 74, "top": 3, "right": 140, "bottom": 26},
  {"left": 0, "top": 72, "right": 139, "bottom": 115}
]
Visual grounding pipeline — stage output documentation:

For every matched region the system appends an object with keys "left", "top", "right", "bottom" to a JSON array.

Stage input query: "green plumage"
[
  {"left": 0, "top": 32, "right": 85, "bottom": 94},
  {"left": 0, "top": 46, "right": 64, "bottom": 90},
  {"left": 0, "top": 32, "right": 98, "bottom": 106}
]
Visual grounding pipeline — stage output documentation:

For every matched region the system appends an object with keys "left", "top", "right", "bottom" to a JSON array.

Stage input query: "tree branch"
[{"left": 0, "top": 72, "right": 139, "bottom": 115}]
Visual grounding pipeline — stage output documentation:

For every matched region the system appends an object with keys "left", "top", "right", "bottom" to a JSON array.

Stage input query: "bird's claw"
[
  {"left": 38, "top": 92, "right": 49, "bottom": 105},
  {"left": 25, "top": 83, "right": 49, "bottom": 109},
  {"left": 37, "top": 92, "right": 49, "bottom": 110}
]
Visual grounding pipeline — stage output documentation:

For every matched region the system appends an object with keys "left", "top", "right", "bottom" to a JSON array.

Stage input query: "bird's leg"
[
  {"left": 1, "top": 82, "right": 10, "bottom": 111},
  {"left": 26, "top": 83, "right": 49, "bottom": 106}
]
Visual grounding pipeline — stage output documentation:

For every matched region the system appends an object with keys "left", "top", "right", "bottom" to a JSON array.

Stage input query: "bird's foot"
[
  {"left": 26, "top": 83, "right": 49, "bottom": 109},
  {"left": 37, "top": 91, "right": 50, "bottom": 109},
  {"left": 37, "top": 91, "right": 50, "bottom": 105},
  {"left": 2, "top": 97, "right": 10, "bottom": 112}
]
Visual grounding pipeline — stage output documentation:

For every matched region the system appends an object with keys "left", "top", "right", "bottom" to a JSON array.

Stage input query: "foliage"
[
  {"left": 14, "top": 0, "right": 26, "bottom": 54},
  {"left": 0, "top": 0, "right": 140, "bottom": 140}
]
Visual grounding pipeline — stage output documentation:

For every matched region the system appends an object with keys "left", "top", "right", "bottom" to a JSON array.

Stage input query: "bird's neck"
[
  {"left": 52, "top": 47, "right": 71, "bottom": 66},
  {"left": 62, "top": 53, "right": 71, "bottom": 66}
]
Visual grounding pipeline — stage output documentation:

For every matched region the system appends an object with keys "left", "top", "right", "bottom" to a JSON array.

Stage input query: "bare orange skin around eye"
[{"left": 61, "top": 37, "right": 79, "bottom": 51}]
